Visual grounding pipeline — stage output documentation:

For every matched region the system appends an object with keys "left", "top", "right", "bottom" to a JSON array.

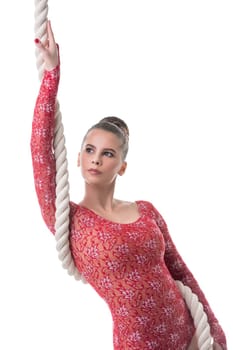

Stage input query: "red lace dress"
[{"left": 31, "top": 66, "right": 227, "bottom": 350}]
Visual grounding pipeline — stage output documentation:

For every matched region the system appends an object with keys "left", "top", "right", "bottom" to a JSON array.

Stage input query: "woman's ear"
[
  {"left": 118, "top": 161, "right": 127, "bottom": 176},
  {"left": 77, "top": 152, "right": 81, "bottom": 167}
]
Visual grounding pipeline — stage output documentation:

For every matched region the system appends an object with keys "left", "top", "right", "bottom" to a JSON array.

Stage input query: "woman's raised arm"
[{"left": 31, "top": 21, "right": 60, "bottom": 234}]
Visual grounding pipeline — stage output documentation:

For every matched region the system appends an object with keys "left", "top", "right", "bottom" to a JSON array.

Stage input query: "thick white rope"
[
  {"left": 34, "top": 0, "right": 83, "bottom": 281},
  {"left": 176, "top": 281, "right": 213, "bottom": 350},
  {"left": 34, "top": 1, "right": 213, "bottom": 348}
]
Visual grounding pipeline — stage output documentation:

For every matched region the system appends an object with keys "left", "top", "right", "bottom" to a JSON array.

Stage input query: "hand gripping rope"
[{"left": 34, "top": 1, "right": 213, "bottom": 348}]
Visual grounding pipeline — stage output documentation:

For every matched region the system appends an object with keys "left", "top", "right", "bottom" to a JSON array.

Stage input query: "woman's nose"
[{"left": 92, "top": 159, "right": 101, "bottom": 166}]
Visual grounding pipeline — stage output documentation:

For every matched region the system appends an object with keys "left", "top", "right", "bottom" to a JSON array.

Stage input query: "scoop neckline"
[{"left": 77, "top": 200, "right": 143, "bottom": 226}]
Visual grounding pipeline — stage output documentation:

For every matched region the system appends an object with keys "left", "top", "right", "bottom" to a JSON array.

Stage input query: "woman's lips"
[{"left": 88, "top": 168, "right": 102, "bottom": 175}]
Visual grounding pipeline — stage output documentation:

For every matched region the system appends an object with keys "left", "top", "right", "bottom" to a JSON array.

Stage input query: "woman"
[{"left": 31, "top": 21, "right": 227, "bottom": 349}]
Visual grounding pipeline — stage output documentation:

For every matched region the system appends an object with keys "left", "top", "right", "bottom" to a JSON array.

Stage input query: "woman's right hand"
[
  {"left": 187, "top": 333, "right": 224, "bottom": 350},
  {"left": 187, "top": 332, "right": 198, "bottom": 350},
  {"left": 34, "top": 20, "right": 59, "bottom": 71}
]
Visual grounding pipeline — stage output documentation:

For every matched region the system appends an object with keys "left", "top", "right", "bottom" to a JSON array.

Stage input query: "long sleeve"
[
  {"left": 30, "top": 66, "right": 60, "bottom": 234},
  {"left": 151, "top": 204, "right": 227, "bottom": 349}
]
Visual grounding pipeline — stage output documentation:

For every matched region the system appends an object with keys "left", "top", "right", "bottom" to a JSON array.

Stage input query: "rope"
[
  {"left": 34, "top": 0, "right": 83, "bottom": 281},
  {"left": 33, "top": 1, "right": 213, "bottom": 348},
  {"left": 176, "top": 281, "right": 213, "bottom": 350}
]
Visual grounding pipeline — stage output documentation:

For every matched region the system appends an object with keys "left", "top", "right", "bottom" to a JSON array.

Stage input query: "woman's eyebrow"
[
  {"left": 85, "top": 144, "right": 117, "bottom": 154},
  {"left": 103, "top": 148, "right": 117, "bottom": 154},
  {"left": 85, "top": 143, "right": 95, "bottom": 149}
]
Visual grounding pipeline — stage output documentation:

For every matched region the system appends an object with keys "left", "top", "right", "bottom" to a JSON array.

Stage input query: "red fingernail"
[{"left": 34, "top": 38, "right": 40, "bottom": 44}]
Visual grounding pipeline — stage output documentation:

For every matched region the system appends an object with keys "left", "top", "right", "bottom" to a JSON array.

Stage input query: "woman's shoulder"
[
  {"left": 135, "top": 199, "right": 156, "bottom": 211},
  {"left": 118, "top": 199, "right": 157, "bottom": 218},
  {"left": 136, "top": 200, "right": 164, "bottom": 221},
  {"left": 116, "top": 199, "right": 153, "bottom": 212}
]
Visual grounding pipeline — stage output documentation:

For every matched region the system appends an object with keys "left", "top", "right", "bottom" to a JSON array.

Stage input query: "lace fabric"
[{"left": 30, "top": 65, "right": 227, "bottom": 350}]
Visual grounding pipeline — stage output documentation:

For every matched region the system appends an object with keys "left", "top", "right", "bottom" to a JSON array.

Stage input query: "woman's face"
[{"left": 78, "top": 128, "right": 127, "bottom": 186}]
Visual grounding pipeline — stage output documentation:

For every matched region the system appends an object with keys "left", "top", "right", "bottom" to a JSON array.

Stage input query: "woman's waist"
[{"left": 101, "top": 274, "right": 190, "bottom": 318}]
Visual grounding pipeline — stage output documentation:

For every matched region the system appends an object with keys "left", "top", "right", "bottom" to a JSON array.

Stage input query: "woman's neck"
[{"left": 80, "top": 182, "right": 117, "bottom": 212}]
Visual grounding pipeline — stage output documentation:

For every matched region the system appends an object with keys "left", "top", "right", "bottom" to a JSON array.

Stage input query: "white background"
[{"left": 0, "top": 0, "right": 232, "bottom": 349}]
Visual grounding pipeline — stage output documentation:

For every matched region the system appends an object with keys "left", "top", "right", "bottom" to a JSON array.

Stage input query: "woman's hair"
[{"left": 83, "top": 116, "right": 129, "bottom": 160}]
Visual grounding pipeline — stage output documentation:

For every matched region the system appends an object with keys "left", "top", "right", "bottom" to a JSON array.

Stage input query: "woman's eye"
[
  {"left": 104, "top": 151, "right": 114, "bottom": 158},
  {"left": 85, "top": 147, "right": 93, "bottom": 153}
]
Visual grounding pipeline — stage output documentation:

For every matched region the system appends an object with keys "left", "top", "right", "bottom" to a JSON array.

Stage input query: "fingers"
[
  {"left": 47, "top": 20, "right": 55, "bottom": 44},
  {"left": 34, "top": 38, "right": 46, "bottom": 52},
  {"left": 34, "top": 20, "right": 56, "bottom": 49},
  {"left": 34, "top": 20, "right": 59, "bottom": 70}
]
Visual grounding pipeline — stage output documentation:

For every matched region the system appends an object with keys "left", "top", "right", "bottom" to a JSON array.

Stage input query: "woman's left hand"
[{"left": 35, "top": 20, "right": 59, "bottom": 71}]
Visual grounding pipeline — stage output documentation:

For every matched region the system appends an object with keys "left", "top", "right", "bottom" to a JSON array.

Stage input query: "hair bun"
[{"left": 99, "top": 116, "right": 129, "bottom": 138}]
